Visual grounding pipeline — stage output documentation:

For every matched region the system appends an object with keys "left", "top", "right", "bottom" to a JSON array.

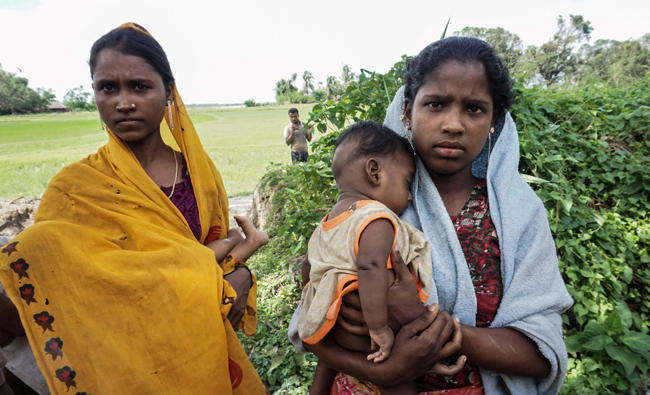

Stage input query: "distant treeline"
[{"left": 275, "top": 15, "right": 649, "bottom": 104}]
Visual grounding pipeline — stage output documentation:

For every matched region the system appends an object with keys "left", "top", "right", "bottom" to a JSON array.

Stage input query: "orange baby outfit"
[{"left": 298, "top": 200, "right": 433, "bottom": 344}]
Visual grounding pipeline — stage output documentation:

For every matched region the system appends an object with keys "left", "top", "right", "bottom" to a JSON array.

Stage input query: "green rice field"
[{"left": 0, "top": 103, "right": 313, "bottom": 198}]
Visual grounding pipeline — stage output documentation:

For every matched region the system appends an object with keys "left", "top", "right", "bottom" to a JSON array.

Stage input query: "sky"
[{"left": 0, "top": 0, "right": 648, "bottom": 104}]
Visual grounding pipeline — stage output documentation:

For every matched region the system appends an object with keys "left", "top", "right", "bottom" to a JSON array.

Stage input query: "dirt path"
[{"left": 0, "top": 195, "right": 255, "bottom": 240}]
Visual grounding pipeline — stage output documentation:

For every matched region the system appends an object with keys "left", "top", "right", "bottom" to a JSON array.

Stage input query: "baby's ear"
[{"left": 365, "top": 158, "right": 381, "bottom": 186}]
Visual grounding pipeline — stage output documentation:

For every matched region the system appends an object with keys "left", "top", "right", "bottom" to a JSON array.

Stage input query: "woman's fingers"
[
  {"left": 438, "top": 318, "right": 463, "bottom": 358},
  {"left": 340, "top": 300, "right": 364, "bottom": 323},
  {"left": 337, "top": 312, "right": 368, "bottom": 336},
  {"left": 398, "top": 304, "right": 437, "bottom": 339},
  {"left": 386, "top": 248, "right": 427, "bottom": 328},
  {"left": 342, "top": 291, "right": 361, "bottom": 309},
  {"left": 389, "top": 247, "right": 409, "bottom": 283},
  {"left": 429, "top": 355, "right": 467, "bottom": 376}
]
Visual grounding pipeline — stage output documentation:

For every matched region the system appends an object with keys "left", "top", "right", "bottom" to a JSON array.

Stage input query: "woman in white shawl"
[{"left": 299, "top": 37, "right": 572, "bottom": 394}]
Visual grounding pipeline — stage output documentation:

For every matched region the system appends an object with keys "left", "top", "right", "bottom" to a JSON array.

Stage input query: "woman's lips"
[
  {"left": 434, "top": 144, "right": 464, "bottom": 158},
  {"left": 115, "top": 119, "right": 143, "bottom": 129}
]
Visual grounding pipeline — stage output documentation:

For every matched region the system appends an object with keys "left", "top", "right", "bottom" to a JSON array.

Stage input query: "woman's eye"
[
  {"left": 426, "top": 102, "right": 442, "bottom": 110},
  {"left": 468, "top": 105, "right": 483, "bottom": 113},
  {"left": 101, "top": 84, "right": 114, "bottom": 93},
  {"left": 134, "top": 83, "right": 148, "bottom": 91}
]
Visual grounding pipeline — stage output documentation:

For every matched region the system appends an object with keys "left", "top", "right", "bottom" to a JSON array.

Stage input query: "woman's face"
[
  {"left": 406, "top": 60, "right": 493, "bottom": 181},
  {"left": 92, "top": 49, "right": 171, "bottom": 143}
]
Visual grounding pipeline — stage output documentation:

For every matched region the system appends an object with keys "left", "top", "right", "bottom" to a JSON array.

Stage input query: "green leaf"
[
  {"left": 605, "top": 345, "right": 639, "bottom": 376},
  {"left": 621, "top": 332, "right": 650, "bottom": 353},
  {"left": 604, "top": 311, "right": 624, "bottom": 333},
  {"left": 565, "top": 333, "right": 584, "bottom": 353},
  {"left": 521, "top": 174, "right": 549, "bottom": 184},
  {"left": 615, "top": 303, "right": 633, "bottom": 329},
  {"left": 440, "top": 17, "right": 450, "bottom": 39},
  {"left": 582, "top": 334, "right": 613, "bottom": 351}
]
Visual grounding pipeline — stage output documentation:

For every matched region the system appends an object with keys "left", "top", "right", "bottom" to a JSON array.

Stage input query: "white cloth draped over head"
[{"left": 384, "top": 86, "right": 573, "bottom": 395}]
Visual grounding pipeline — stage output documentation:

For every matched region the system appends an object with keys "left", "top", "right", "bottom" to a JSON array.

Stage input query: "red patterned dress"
[{"left": 331, "top": 180, "right": 503, "bottom": 395}]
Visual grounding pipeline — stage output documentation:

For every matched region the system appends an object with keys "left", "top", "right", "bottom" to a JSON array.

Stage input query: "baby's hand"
[{"left": 367, "top": 326, "right": 394, "bottom": 363}]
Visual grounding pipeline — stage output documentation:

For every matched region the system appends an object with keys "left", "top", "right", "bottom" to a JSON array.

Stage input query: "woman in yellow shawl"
[{"left": 0, "top": 23, "right": 266, "bottom": 394}]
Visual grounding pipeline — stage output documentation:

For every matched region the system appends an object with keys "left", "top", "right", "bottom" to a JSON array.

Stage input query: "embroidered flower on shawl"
[
  {"left": 45, "top": 337, "right": 64, "bottom": 360},
  {"left": 19, "top": 284, "right": 37, "bottom": 305},
  {"left": 33, "top": 311, "right": 55, "bottom": 332},
  {"left": 10, "top": 258, "right": 29, "bottom": 279},
  {"left": 1, "top": 241, "right": 18, "bottom": 255},
  {"left": 55, "top": 366, "right": 77, "bottom": 390}
]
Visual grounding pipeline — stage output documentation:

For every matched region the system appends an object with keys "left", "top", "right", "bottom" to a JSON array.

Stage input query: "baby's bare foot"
[{"left": 234, "top": 215, "right": 269, "bottom": 248}]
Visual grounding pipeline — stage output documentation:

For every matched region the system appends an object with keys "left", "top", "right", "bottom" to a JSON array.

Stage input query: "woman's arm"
[
  {"left": 223, "top": 266, "right": 252, "bottom": 328},
  {"left": 0, "top": 292, "right": 24, "bottom": 346},
  {"left": 307, "top": 248, "right": 463, "bottom": 387},
  {"left": 460, "top": 325, "right": 550, "bottom": 378},
  {"left": 307, "top": 303, "right": 458, "bottom": 387}
]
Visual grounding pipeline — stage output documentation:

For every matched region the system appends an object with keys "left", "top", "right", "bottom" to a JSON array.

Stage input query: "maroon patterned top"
[
  {"left": 417, "top": 180, "right": 503, "bottom": 391},
  {"left": 160, "top": 156, "right": 202, "bottom": 241}
]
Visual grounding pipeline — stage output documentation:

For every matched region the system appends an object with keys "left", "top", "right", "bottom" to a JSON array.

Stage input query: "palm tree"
[
  {"left": 302, "top": 70, "right": 315, "bottom": 95},
  {"left": 341, "top": 65, "right": 356, "bottom": 87}
]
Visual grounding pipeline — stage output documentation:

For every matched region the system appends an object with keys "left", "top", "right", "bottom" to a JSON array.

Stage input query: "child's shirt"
[{"left": 297, "top": 200, "right": 433, "bottom": 345}]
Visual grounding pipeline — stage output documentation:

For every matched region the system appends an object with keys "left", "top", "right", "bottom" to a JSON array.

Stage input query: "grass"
[{"left": 0, "top": 103, "right": 313, "bottom": 199}]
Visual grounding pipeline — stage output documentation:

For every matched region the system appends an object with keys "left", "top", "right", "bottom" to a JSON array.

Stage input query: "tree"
[
  {"left": 325, "top": 75, "right": 343, "bottom": 100},
  {"left": 0, "top": 67, "right": 51, "bottom": 114},
  {"left": 532, "top": 14, "right": 593, "bottom": 85},
  {"left": 301, "top": 70, "right": 314, "bottom": 95},
  {"left": 63, "top": 86, "right": 95, "bottom": 111},
  {"left": 576, "top": 37, "right": 650, "bottom": 84},
  {"left": 455, "top": 27, "right": 523, "bottom": 73},
  {"left": 341, "top": 65, "right": 356, "bottom": 87},
  {"left": 275, "top": 74, "right": 298, "bottom": 102}
]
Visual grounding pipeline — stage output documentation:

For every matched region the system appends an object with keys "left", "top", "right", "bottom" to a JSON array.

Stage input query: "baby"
[{"left": 298, "top": 121, "right": 454, "bottom": 393}]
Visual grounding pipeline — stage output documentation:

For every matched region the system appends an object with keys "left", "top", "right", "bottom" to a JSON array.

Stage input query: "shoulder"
[{"left": 354, "top": 201, "right": 400, "bottom": 233}]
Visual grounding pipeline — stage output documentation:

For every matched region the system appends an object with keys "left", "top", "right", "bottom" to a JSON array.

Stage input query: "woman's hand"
[
  {"left": 313, "top": 247, "right": 464, "bottom": 387},
  {"left": 223, "top": 266, "right": 252, "bottom": 328},
  {"left": 338, "top": 247, "right": 427, "bottom": 335},
  {"left": 307, "top": 304, "right": 461, "bottom": 388}
]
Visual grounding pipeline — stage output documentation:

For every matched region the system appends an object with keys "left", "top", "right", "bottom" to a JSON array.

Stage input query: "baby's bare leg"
[
  {"left": 229, "top": 215, "right": 269, "bottom": 261},
  {"left": 205, "top": 228, "right": 243, "bottom": 262}
]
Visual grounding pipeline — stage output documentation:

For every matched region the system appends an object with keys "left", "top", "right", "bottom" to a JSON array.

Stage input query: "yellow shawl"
[{"left": 0, "top": 23, "right": 264, "bottom": 394}]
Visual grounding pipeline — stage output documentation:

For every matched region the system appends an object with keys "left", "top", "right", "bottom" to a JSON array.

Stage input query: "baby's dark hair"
[{"left": 333, "top": 120, "right": 414, "bottom": 178}]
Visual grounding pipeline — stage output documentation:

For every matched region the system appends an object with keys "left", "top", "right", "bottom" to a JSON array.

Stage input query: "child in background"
[{"left": 297, "top": 121, "right": 463, "bottom": 393}]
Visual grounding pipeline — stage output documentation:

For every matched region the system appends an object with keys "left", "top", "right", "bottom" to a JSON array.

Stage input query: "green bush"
[
  {"left": 276, "top": 91, "right": 313, "bottom": 104},
  {"left": 244, "top": 60, "right": 650, "bottom": 393},
  {"left": 244, "top": 99, "right": 257, "bottom": 107}
]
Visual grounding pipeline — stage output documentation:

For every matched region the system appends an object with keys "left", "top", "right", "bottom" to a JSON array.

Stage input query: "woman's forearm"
[
  {"left": 460, "top": 325, "right": 550, "bottom": 378},
  {"left": 0, "top": 292, "right": 24, "bottom": 340},
  {"left": 307, "top": 335, "right": 396, "bottom": 387}
]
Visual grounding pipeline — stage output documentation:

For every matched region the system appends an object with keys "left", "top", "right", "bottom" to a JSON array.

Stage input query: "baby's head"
[{"left": 332, "top": 121, "right": 415, "bottom": 215}]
